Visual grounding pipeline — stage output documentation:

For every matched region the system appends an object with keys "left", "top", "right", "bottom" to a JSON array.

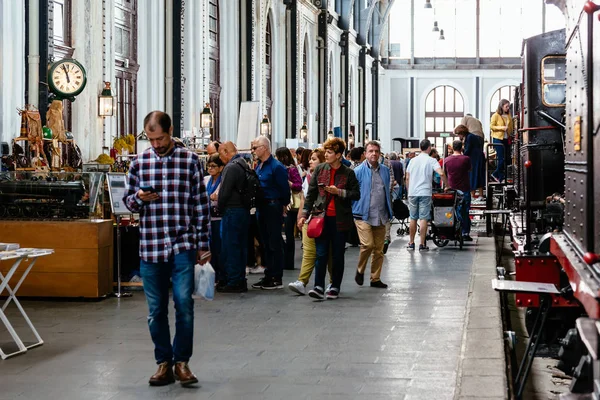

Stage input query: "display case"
[{"left": 0, "top": 171, "right": 105, "bottom": 220}]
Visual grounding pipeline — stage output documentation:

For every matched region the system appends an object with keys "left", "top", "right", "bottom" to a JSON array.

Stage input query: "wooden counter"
[{"left": 0, "top": 219, "right": 114, "bottom": 298}]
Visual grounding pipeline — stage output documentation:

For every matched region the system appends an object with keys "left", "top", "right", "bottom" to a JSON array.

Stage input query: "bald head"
[
  {"left": 206, "top": 141, "right": 220, "bottom": 156},
  {"left": 255, "top": 136, "right": 270, "bottom": 148},
  {"left": 252, "top": 136, "right": 271, "bottom": 162},
  {"left": 219, "top": 141, "right": 238, "bottom": 164},
  {"left": 143, "top": 111, "right": 173, "bottom": 135}
]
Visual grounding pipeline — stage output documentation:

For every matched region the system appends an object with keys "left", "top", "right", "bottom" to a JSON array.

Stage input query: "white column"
[
  {"left": 71, "top": 0, "right": 105, "bottom": 161},
  {"left": 27, "top": 0, "right": 39, "bottom": 108},
  {"left": 103, "top": 0, "right": 116, "bottom": 151},
  {"left": 0, "top": 0, "right": 26, "bottom": 145},
  {"left": 220, "top": 0, "right": 240, "bottom": 143},
  {"left": 137, "top": 0, "right": 165, "bottom": 128},
  {"left": 165, "top": 0, "right": 173, "bottom": 117}
]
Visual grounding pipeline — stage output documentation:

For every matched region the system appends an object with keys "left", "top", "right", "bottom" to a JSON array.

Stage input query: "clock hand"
[{"left": 62, "top": 65, "right": 71, "bottom": 83}]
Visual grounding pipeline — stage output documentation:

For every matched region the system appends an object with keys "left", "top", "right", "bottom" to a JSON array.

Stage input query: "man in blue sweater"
[
  {"left": 351, "top": 141, "right": 393, "bottom": 289},
  {"left": 250, "top": 136, "right": 291, "bottom": 290}
]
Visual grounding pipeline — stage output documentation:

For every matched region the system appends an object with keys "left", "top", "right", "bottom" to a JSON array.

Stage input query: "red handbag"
[{"left": 306, "top": 213, "right": 325, "bottom": 238}]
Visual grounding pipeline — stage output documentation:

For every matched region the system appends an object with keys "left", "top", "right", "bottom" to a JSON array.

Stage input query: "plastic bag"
[{"left": 193, "top": 262, "right": 215, "bottom": 301}]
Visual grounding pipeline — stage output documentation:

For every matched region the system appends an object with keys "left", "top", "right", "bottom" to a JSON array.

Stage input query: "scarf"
[{"left": 206, "top": 175, "right": 221, "bottom": 196}]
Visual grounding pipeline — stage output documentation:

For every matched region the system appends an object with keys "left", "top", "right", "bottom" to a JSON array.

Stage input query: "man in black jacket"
[{"left": 217, "top": 141, "right": 250, "bottom": 292}]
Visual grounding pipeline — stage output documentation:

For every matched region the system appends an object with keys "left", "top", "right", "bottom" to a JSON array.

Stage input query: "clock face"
[{"left": 49, "top": 59, "right": 87, "bottom": 98}]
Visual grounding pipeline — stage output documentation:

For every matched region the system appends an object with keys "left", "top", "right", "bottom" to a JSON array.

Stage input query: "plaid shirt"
[{"left": 123, "top": 143, "right": 211, "bottom": 263}]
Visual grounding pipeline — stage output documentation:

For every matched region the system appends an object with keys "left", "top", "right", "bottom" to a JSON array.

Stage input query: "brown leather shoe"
[
  {"left": 174, "top": 361, "right": 199, "bottom": 386},
  {"left": 148, "top": 361, "right": 175, "bottom": 386}
]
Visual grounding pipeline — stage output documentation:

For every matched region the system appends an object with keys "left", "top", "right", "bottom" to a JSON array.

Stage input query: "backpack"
[{"left": 233, "top": 159, "right": 264, "bottom": 209}]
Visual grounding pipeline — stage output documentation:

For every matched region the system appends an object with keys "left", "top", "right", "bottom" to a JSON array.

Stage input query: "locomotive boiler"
[{"left": 0, "top": 173, "right": 89, "bottom": 219}]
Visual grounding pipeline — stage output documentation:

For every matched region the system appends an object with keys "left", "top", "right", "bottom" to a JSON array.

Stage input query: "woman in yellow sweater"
[{"left": 490, "top": 99, "right": 513, "bottom": 182}]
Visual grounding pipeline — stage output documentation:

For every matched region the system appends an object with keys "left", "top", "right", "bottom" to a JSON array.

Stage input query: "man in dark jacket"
[{"left": 217, "top": 141, "right": 250, "bottom": 292}]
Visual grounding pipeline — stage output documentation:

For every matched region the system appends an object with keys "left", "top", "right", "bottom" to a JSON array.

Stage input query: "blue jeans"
[
  {"left": 456, "top": 191, "right": 471, "bottom": 235},
  {"left": 140, "top": 250, "right": 196, "bottom": 364},
  {"left": 210, "top": 220, "right": 223, "bottom": 282},
  {"left": 258, "top": 203, "right": 284, "bottom": 280},
  {"left": 493, "top": 138, "right": 508, "bottom": 182},
  {"left": 314, "top": 216, "right": 347, "bottom": 290},
  {"left": 221, "top": 207, "right": 249, "bottom": 286}
]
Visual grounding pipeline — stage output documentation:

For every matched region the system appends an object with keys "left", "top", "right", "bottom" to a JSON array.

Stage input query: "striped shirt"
[{"left": 123, "top": 143, "right": 211, "bottom": 263}]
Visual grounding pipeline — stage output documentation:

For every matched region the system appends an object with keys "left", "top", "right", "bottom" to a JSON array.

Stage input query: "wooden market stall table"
[{"left": 0, "top": 219, "right": 114, "bottom": 298}]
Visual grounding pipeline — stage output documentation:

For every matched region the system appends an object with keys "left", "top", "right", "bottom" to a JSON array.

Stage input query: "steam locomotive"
[
  {"left": 502, "top": 1, "right": 600, "bottom": 397},
  {"left": 0, "top": 174, "right": 88, "bottom": 219}
]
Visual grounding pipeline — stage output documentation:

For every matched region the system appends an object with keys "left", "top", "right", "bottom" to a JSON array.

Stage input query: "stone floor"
[{"left": 0, "top": 229, "right": 504, "bottom": 400}]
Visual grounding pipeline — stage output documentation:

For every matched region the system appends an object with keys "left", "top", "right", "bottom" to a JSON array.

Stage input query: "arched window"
[
  {"left": 208, "top": 0, "right": 221, "bottom": 140},
  {"left": 424, "top": 85, "right": 464, "bottom": 154},
  {"left": 490, "top": 85, "right": 517, "bottom": 117},
  {"left": 302, "top": 37, "right": 308, "bottom": 124},
  {"left": 115, "top": 0, "right": 139, "bottom": 137},
  {"left": 265, "top": 16, "right": 272, "bottom": 119}
]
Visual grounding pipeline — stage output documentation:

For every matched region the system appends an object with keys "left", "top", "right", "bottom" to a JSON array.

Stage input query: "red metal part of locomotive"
[
  {"left": 550, "top": 235, "right": 600, "bottom": 319},
  {"left": 515, "top": 253, "right": 579, "bottom": 308}
]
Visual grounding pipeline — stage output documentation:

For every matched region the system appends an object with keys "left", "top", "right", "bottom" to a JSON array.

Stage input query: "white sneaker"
[
  {"left": 249, "top": 266, "right": 266, "bottom": 274},
  {"left": 288, "top": 280, "right": 306, "bottom": 295}
]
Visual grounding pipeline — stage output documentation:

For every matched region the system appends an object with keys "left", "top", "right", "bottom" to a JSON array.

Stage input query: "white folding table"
[{"left": 0, "top": 244, "right": 54, "bottom": 359}]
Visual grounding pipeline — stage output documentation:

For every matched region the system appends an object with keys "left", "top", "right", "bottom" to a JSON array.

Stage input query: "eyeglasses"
[
  {"left": 207, "top": 164, "right": 219, "bottom": 169},
  {"left": 252, "top": 145, "right": 264, "bottom": 151}
]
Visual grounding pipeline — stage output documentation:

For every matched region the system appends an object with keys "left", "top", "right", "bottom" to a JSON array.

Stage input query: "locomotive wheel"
[
  {"left": 21, "top": 205, "right": 35, "bottom": 218},
  {"left": 35, "top": 206, "right": 51, "bottom": 218},
  {"left": 433, "top": 237, "right": 449, "bottom": 247},
  {"left": 525, "top": 307, "right": 583, "bottom": 346},
  {"left": 6, "top": 205, "right": 21, "bottom": 218}
]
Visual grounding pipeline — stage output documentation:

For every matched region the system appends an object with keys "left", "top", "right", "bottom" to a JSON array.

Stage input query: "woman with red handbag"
[{"left": 297, "top": 138, "right": 360, "bottom": 300}]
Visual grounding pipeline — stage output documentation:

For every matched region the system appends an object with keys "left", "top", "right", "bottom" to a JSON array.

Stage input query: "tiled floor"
[{"left": 0, "top": 232, "right": 484, "bottom": 400}]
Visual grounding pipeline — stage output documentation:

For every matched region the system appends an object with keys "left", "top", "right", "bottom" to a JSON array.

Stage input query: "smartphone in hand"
[{"left": 140, "top": 186, "right": 156, "bottom": 193}]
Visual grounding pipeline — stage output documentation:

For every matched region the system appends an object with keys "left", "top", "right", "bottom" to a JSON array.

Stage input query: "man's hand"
[
  {"left": 297, "top": 217, "right": 306, "bottom": 230},
  {"left": 138, "top": 189, "right": 159, "bottom": 202},
  {"left": 197, "top": 250, "right": 211, "bottom": 265},
  {"left": 324, "top": 185, "right": 339, "bottom": 195}
]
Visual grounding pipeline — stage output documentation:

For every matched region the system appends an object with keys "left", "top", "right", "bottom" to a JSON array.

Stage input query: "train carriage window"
[{"left": 541, "top": 56, "right": 566, "bottom": 107}]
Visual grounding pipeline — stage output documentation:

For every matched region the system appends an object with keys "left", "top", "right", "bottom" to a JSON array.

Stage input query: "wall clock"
[{"left": 48, "top": 59, "right": 87, "bottom": 101}]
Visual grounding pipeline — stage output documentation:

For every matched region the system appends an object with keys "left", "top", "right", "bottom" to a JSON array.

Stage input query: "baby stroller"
[
  {"left": 393, "top": 198, "right": 410, "bottom": 236},
  {"left": 429, "top": 189, "right": 464, "bottom": 249}
]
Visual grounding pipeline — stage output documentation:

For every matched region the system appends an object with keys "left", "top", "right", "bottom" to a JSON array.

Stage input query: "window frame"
[{"left": 540, "top": 55, "right": 567, "bottom": 108}]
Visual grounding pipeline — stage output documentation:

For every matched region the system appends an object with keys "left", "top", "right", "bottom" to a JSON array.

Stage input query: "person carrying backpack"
[
  {"left": 250, "top": 136, "right": 291, "bottom": 290},
  {"left": 216, "top": 141, "right": 251, "bottom": 293}
]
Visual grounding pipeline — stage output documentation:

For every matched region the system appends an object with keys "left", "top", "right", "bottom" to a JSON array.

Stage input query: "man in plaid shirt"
[{"left": 124, "top": 111, "right": 211, "bottom": 387}]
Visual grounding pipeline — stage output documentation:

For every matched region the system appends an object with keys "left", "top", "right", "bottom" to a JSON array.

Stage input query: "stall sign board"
[{"left": 107, "top": 173, "right": 131, "bottom": 216}]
